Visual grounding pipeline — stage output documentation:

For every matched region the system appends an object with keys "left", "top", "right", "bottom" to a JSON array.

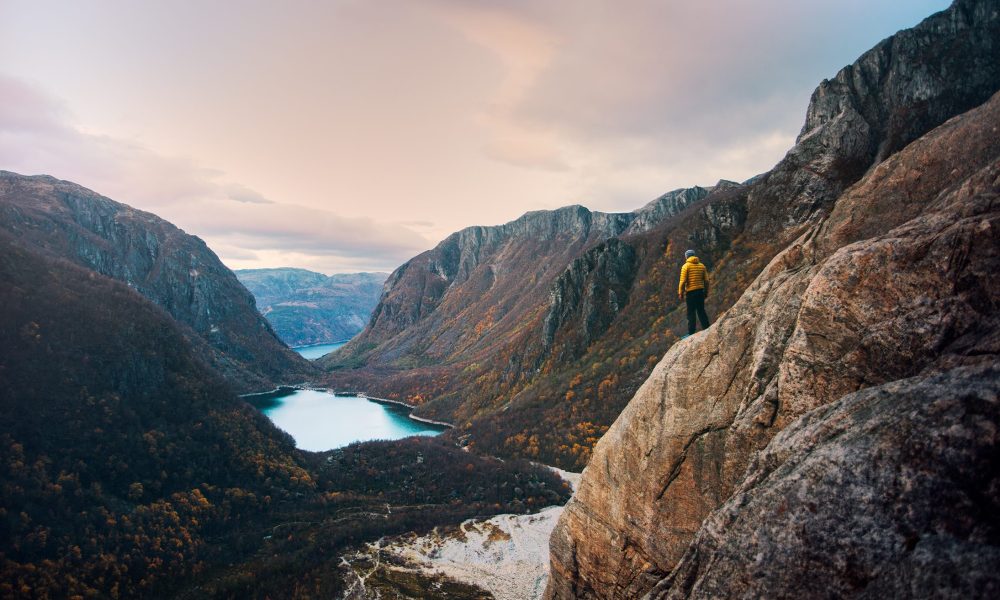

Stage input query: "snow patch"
[
  {"left": 547, "top": 466, "right": 582, "bottom": 492},
  {"left": 378, "top": 505, "right": 564, "bottom": 600}
]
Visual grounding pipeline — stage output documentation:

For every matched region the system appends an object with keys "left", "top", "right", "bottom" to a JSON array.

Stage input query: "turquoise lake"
[
  {"left": 249, "top": 390, "right": 447, "bottom": 451},
  {"left": 294, "top": 341, "right": 347, "bottom": 360}
]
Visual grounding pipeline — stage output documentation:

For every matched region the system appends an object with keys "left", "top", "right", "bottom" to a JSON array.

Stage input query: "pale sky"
[{"left": 0, "top": 0, "right": 950, "bottom": 273}]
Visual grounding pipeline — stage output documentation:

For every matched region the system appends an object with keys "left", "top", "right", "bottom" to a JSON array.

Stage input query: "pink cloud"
[
  {"left": 0, "top": 74, "right": 430, "bottom": 273},
  {"left": 0, "top": 0, "right": 951, "bottom": 269}
]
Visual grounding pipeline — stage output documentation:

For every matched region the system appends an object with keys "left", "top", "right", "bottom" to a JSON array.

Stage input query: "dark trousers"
[{"left": 685, "top": 288, "right": 710, "bottom": 335}]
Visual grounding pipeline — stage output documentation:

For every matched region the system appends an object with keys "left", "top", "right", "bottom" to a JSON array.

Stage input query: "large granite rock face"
[
  {"left": 799, "top": 0, "right": 1000, "bottom": 164},
  {"left": 649, "top": 365, "right": 1000, "bottom": 600},
  {"left": 0, "top": 172, "right": 313, "bottom": 392},
  {"left": 236, "top": 268, "right": 387, "bottom": 347},
  {"left": 545, "top": 74, "right": 1000, "bottom": 600}
]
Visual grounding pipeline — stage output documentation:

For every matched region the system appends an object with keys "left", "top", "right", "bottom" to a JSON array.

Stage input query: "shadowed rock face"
[
  {"left": 350, "top": 204, "right": 638, "bottom": 348},
  {"left": 0, "top": 172, "right": 313, "bottom": 392},
  {"left": 545, "top": 66, "right": 1000, "bottom": 600},
  {"left": 648, "top": 364, "right": 1000, "bottom": 600},
  {"left": 542, "top": 239, "right": 640, "bottom": 363}
]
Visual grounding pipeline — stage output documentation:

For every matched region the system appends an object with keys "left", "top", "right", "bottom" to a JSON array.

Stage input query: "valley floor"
[{"left": 341, "top": 468, "right": 581, "bottom": 599}]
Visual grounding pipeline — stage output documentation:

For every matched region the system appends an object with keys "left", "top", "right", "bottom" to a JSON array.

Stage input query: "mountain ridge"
[
  {"left": 320, "top": 182, "right": 736, "bottom": 466},
  {"left": 336, "top": 184, "right": 717, "bottom": 352},
  {"left": 0, "top": 185, "right": 570, "bottom": 599},
  {"left": 0, "top": 171, "right": 313, "bottom": 392},
  {"left": 0, "top": 228, "right": 317, "bottom": 596}
]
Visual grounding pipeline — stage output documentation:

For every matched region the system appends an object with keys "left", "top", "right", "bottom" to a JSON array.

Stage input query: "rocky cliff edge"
[{"left": 545, "top": 84, "right": 1000, "bottom": 600}]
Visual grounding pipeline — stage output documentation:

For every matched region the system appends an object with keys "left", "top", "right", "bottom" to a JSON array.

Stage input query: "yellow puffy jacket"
[{"left": 678, "top": 256, "right": 708, "bottom": 295}]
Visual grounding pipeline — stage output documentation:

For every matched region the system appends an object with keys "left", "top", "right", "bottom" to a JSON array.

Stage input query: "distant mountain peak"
[{"left": 236, "top": 268, "right": 387, "bottom": 347}]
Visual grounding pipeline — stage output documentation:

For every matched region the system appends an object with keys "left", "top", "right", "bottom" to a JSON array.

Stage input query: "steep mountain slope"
[
  {"left": 235, "top": 268, "right": 387, "bottom": 347},
  {"left": 324, "top": 0, "right": 1000, "bottom": 471},
  {"left": 546, "top": 64, "right": 1000, "bottom": 600},
  {"left": 333, "top": 195, "right": 701, "bottom": 354},
  {"left": 0, "top": 172, "right": 312, "bottom": 392},
  {"left": 322, "top": 187, "right": 731, "bottom": 466},
  {"left": 0, "top": 233, "right": 315, "bottom": 596},
  {"left": 0, "top": 231, "right": 570, "bottom": 598}
]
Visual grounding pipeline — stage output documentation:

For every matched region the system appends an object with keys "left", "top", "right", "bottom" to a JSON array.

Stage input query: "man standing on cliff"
[{"left": 678, "top": 249, "right": 711, "bottom": 337}]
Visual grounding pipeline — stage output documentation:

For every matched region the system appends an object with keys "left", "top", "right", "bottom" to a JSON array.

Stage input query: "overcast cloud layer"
[{"left": 0, "top": 0, "right": 949, "bottom": 273}]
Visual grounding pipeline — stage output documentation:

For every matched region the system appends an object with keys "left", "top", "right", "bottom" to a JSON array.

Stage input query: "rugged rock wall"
[
  {"left": 0, "top": 172, "right": 312, "bottom": 391},
  {"left": 746, "top": 0, "right": 1000, "bottom": 237},
  {"left": 542, "top": 239, "right": 639, "bottom": 362},
  {"left": 321, "top": 179, "right": 747, "bottom": 469},
  {"left": 623, "top": 186, "right": 713, "bottom": 236},
  {"left": 546, "top": 66, "right": 1000, "bottom": 600},
  {"left": 650, "top": 364, "right": 1000, "bottom": 599},
  {"left": 351, "top": 204, "right": 637, "bottom": 347},
  {"left": 332, "top": 186, "right": 732, "bottom": 365}
]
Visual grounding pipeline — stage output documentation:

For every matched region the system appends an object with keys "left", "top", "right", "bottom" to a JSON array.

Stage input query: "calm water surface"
[
  {"left": 250, "top": 390, "right": 447, "bottom": 451},
  {"left": 294, "top": 341, "right": 347, "bottom": 360}
]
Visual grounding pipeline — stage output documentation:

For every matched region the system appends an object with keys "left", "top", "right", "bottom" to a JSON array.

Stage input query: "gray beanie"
[{"left": 685, "top": 249, "right": 696, "bottom": 259}]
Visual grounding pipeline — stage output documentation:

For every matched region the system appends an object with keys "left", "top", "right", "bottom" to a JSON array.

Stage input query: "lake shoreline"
[
  {"left": 245, "top": 388, "right": 448, "bottom": 452},
  {"left": 239, "top": 385, "right": 301, "bottom": 400},
  {"left": 239, "top": 385, "right": 455, "bottom": 429},
  {"left": 292, "top": 340, "right": 350, "bottom": 360},
  {"left": 360, "top": 394, "right": 455, "bottom": 429},
  {"left": 292, "top": 339, "right": 351, "bottom": 349}
]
